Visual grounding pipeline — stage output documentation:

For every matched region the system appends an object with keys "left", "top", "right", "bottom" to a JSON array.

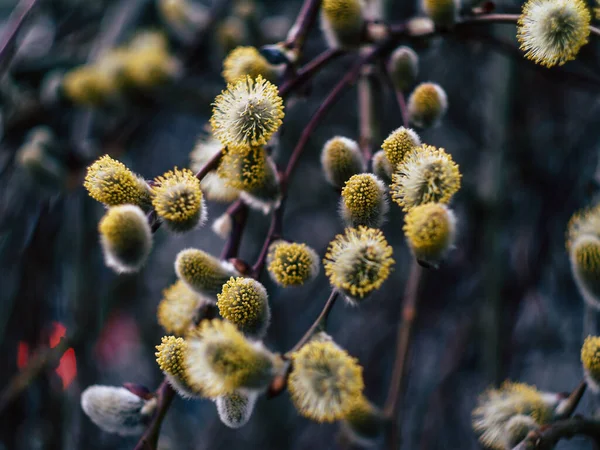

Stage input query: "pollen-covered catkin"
[
  {"left": 323, "top": 226, "right": 394, "bottom": 303},
  {"left": 422, "top": 0, "right": 459, "bottom": 27},
  {"left": 84, "top": 155, "right": 151, "bottom": 209},
  {"left": 267, "top": 240, "right": 320, "bottom": 287},
  {"left": 184, "top": 319, "right": 277, "bottom": 397},
  {"left": 321, "top": 137, "right": 365, "bottom": 189},
  {"left": 388, "top": 46, "right": 419, "bottom": 92},
  {"left": 98, "top": 205, "right": 153, "bottom": 273},
  {"left": 340, "top": 174, "right": 389, "bottom": 228},
  {"left": 391, "top": 144, "right": 461, "bottom": 211},
  {"left": 581, "top": 336, "right": 600, "bottom": 393},
  {"left": 407, "top": 83, "right": 448, "bottom": 128},
  {"left": 517, "top": 0, "right": 591, "bottom": 68},
  {"left": 211, "top": 75, "right": 284, "bottom": 148},
  {"left": 81, "top": 385, "right": 156, "bottom": 436},
  {"left": 381, "top": 127, "right": 421, "bottom": 168},
  {"left": 472, "top": 382, "right": 556, "bottom": 450},
  {"left": 222, "top": 46, "right": 278, "bottom": 84},
  {"left": 566, "top": 204, "right": 600, "bottom": 308},
  {"left": 175, "top": 248, "right": 239, "bottom": 297},
  {"left": 151, "top": 168, "right": 206, "bottom": 232},
  {"left": 157, "top": 280, "right": 203, "bottom": 335},
  {"left": 288, "top": 339, "right": 364, "bottom": 422},
  {"left": 216, "top": 390, "right": 258, "bottom": 428},
  {"left": 155, "top": 335, "right": 202, "bottom": 398},
  {"left": 320, "top": 0, "right": 365, "bottom": 49},
  {"left": 403, "top": 203, "right": 457, "bottom": 267},
  {"left": 217, "top": 277, "right": 271, "bottom": 339}
]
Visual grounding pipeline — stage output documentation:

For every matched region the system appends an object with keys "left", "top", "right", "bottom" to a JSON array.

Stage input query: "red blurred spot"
[
  {"left": 49, "top": 322, "right": 66, "bottom": 348},
  {"left": 56, "top": 348, "right": 77, "bottom": 390},
  {"left": 95, "top": 312, "right": 141, "bottom": 366},
  {"left": 17, "top": 342, "right": 29, "bottom": 369}
]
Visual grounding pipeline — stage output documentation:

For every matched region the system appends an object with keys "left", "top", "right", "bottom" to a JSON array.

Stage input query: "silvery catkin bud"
[
  {"left": 98, "top": 205, "right": 153, "bottom": 273},
  {"left": 407, "top": 82, "right": 448, "bottom": 128},
  {"left": 371, "top": 150, "right": 394, "bottom": 185},
  {"left": 388, "top": 46, "right": 419, "bottom": 92},
  {"left": 321, "top": 137, "right": 365, "bottom": 189},
  {"left": 215, "top": 390, "right": 258, "bottom": 428},
  {"left": 175, "top": 248, "right": 239, "bottom": 298},
  {"left": 81, "top": 385, "right": 156, "bottom": 436}
]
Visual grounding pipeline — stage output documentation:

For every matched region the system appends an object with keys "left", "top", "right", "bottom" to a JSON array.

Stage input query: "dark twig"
[
  {"left": 279, "top": 48, "right": 344, "bottom": 99},
  {"left": 288, "top": 289, "right": 340, "bottom": 355},
  {"left": 284, "top": 0, "right": 323, "bottom": 50},
  {"left": 0, "top": 0, "right": 40, "bottom": 76},
  {"left": 133, "top": 380, "right": 175, "bottom": 450},
  {"left": 220, "top": 200, "right": 248, "bottom": 260},
  {"left": 250, "top": 200, "right": 285, "bottom": 277},
  {"left": 555, "top": 381, "right": 587, "bottom": 420},
  {"left": 267, "top": 290, "right": 340, "bottom": 398},
  {"left": 384, "top": 261, "right": 423, "bottom": 448},
  {"left": 512, "top": 417, "right": 600, "bottom": 450},
  {"left": 193, "top": 150, "right": 223, "bottom": 181}
]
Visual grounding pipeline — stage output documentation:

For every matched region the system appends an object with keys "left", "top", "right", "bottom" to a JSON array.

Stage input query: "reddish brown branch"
[
  {"left": 220, "top": 200, "right": 248, "bottom": 260},
  {"left": 284, "top": 0, "right": 323, "bottom": 50},
  {"left": 512, "top": 417, "right": 600, "bottom": 450},
  {"left": 279, "top": 48, "right": 344, "bottom": 99},
  {"left": 193, "top": 150, "right": 223, "bottom": 181},
  {"left": 384, "top": 261, "right": 423, "bottom": 449},
  {"left": 268, "top": 290, "right": 340, "bottom": 398},
  {"left": 133, "top": 380, "right": 175, "bottom": 450}
]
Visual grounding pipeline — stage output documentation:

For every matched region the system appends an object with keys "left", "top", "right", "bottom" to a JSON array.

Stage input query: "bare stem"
[
  {"left": 288, "top": 290, "right": 340, "bottom": 355},
  {"left": 555, "top": 381, "right": 587, "bottom": 420},
  {"left": 284, "top": 44, "right": 385, "bottom": 180},
  {"left": 133, "top": 380, "right": 176, "bottom": 450},
  {"left": 284, "top": 0, "right": 323, "bottom": 50},
  {"left": 267, "top": 290, "right": 340, "bottom": 398},
  {"left": 193, "top": 150, "right": 223, "bottom": 180},
  {"left": 384, "top": 261, "right": 423, "bottom": 448},
  {"left": 512, "top": 417, "right": 600, "bottom": 450},
  {"left": 357, "top": 66, "right": 375, "bottom": 163},
  {"left": 220, "top": 200, "right": 248, "bottom": 260},
  {"left": 279, "top": 48, "right": 344, "bottom": 99},
  {"left": 0, "top": 0, "right": 40, "bottom": 76}
]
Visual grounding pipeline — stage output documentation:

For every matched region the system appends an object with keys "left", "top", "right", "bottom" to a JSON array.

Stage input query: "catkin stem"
[
  {"left": 0, "top": 0, "right": 40, "bottom": 77},
  {"left": 383, "top": 261, "right": 423, "bottom": 448}
]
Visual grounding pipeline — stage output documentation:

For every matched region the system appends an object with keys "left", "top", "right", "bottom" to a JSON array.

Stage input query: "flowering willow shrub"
[{"left": 68, "top": 0, "right": 600, "bottom": 448}]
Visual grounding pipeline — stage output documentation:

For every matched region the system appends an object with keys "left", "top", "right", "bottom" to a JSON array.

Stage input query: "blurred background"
[{"left": 1, "top": 0, "right": 600, "bottom": 448}]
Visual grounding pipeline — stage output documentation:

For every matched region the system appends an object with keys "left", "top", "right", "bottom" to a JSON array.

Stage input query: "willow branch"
[
  {"left": 279, "top": 48, "right": 344, "bottom": 99},
  {"left": 267, "top": 290, "right": 340, "bottom": 398},
  {"left": 0, "top": 0, "right": 40, "bottom": 76},
  {"left": 512, "top": 417, "right": 600, "bottom": 450},
  {"left": 220, "top": 200, "right": 248, "bottom": 260},
  {"left": 193, "top": 150, "right": 223, "bottom": 180},
  {"left": 384, "top": 261, "right": 423, "bottom": 448},
  {"left": 555, "top": 381, "right": 587, "bottom": 420},
  {"left": 133, "top": 380, "right": 175, "bottom": 450},
  {"left": 284, "top": 0, "right": 323, "bottom": 50}
]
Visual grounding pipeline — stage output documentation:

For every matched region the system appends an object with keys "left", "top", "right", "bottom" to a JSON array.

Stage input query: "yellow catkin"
[
  {"left": 222, "top": 46, "right": 277, "bottom": 84},
  {"left": 267, "top": 241, "right": 319, "bottom": 287}
]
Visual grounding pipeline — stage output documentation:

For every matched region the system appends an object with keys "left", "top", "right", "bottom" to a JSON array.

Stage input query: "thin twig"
[
  {"left": 133, "top": 380, "right": 175, "bottom": 450},
  {"left": 384, "top": 261, "right": 423, "bottom": 448},
  {"left": 512, "top": 417, "right": 600, "bottom": 450},
  {"left": 284, "top": 0, "right": 323, "bottom": 50},
  {"left": 279, "top": 48, "right": 344, "bottom": 99},
  {"left": 193, "top": 150, "right": 223, "bottom": 180},
  {"left": 250, "top": 200, "right": 285, "bottom": 277},
  {"left": 267, "top": 290, "right": 340, "bottom": 398},
  {"left": 220, "top": 200, "right": 248, "bottom": 260},
  {"left": 288, "top": 290, "right": 340, "bottom": 355},
  {"left": 0, "top": 0, "right": 40, "bottom": 76},
  {"left": 555, "top": 381, "right": 587, "bottom": 420}
]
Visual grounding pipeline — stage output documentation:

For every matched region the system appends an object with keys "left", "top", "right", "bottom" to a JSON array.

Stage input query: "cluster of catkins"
[{"left": 62, "top": 31, "right": 180, "bottom": 106}]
